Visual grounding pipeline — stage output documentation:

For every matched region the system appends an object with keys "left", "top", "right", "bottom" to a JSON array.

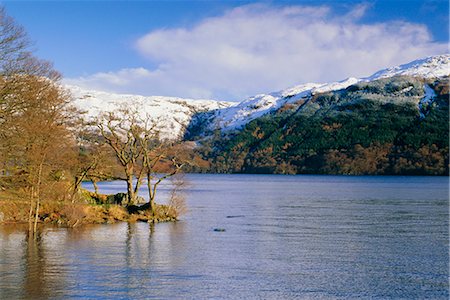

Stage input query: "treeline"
[
  {"left": 0, "top": 8, "right": 188, "bottom": 229},
  {"left": 193, "top": 76, "right": 449, "bottom": 175}
]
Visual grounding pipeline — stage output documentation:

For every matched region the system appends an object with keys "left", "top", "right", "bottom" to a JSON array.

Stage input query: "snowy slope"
[
  {"left": 367, "top": 55, "right": 450, "bottom": 80},
  {"left": 208, "top": 77, "right": 361, "bottom": 131},
  {"left": 206, "top": 54, "right": 449, "bottom": 132},
  {"left": 69, "top": 85, "right": 235, "bottom": 140},
  {"left": 69, "top": 54, "right": 449, "bottom": 139}
]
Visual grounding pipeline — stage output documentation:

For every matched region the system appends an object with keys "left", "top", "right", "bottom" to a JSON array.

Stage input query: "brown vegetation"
[
  {"left": 0, "top": 189, "right": 182, "bottom": 227},
  {"left": 0, "top": 8, "right": 186, "bottom": 231},
  {"left": 96, "top": 107, "right": 186, "bottom": 216}
]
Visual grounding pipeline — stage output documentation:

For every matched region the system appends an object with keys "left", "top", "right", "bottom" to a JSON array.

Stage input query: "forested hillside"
[{"left": 192, "top": 76, "right": 449, "bottom": 175}]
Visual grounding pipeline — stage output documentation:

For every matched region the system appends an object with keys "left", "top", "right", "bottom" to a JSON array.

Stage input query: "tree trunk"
[
  {"left": 72, "top": 176, "right": 82, "bottom": 203},
  {"left": 126, "top": 173, "right": 135, "bottom": 206},
  {"left": 28, "top": 187, "right": 34, "bottom": 232},
  {"left": 92, "top": 180, "right": 99, "bottom": 195},
  {"left": 73, "top": 176, "right": 81, "bottom": 193},
  {"left": 33, "top": 196, "right": 40, "bottom": 233},
  {"left": 147, "top": 171, "right": 155, "bottom": 217},
  {"left": 33, "top": 161, "right": 43, "bottom": 233}
]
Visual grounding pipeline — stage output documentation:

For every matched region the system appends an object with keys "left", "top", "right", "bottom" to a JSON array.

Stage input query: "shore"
[{"left": 0, "top": 190, "right": 178, "bottom": 227}]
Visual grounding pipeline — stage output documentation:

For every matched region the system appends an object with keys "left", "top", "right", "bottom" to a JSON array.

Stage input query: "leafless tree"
[
  {"left": 141, "top": 140, "right": 184, "bottom": 216},
  {"left": 97, "top": 107, "right": 187, "bottom": 215},
  {"left": 0, "top": 7, "right": 75, "bottom": 232},
  {"left": 97, "top": 107, "right": 152, "bottom": 205}
]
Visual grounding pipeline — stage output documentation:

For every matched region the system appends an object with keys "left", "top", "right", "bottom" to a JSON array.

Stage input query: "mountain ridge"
[
  {"left": 199, "top": 75, "right": 448, "bottom": 175},
  {"left": 69, "top": 54, "right": 449, "bottom": 140},
  {"left": 69, "top": 85, "right": 235, "bottom": 140},
  {"left": 193, "top": 54, "right": 449, "bottom": 134}
]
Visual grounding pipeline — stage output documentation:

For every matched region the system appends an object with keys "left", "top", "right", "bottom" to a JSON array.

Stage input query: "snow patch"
[
  {"left": 399, "top": 86, "right": 413, "bottom": 93},
  {"left": 418, "top": 84, "right": 436, "bottom": 118}
]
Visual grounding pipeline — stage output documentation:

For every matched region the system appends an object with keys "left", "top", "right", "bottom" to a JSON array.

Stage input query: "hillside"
[
  {"left": 185, "top": 54, "right": 449, "bottom": 137},
  {"left": 69, "top": 85, "right": 235, "bottom": 140},
  {"left": 69, "top": 55, "right": 449, "bottom": 175},
  {"left": 195, "top": 75, "right": 449, "bottom": 175},
  {"left": 69, "top": 55, "right": 448, "bottom": 141},
  {"left": 184, "top": 55, "right": 449, "bottom": 175}
]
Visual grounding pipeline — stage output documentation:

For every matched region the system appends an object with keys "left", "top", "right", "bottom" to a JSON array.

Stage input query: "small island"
[{"left": 0, "top": 188, "right": 182, "bottom": 228}]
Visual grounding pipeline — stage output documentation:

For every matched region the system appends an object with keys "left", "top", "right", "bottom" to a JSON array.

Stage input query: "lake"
[{"left": 0, "top": 174, "right": 448, "bottom": 299}]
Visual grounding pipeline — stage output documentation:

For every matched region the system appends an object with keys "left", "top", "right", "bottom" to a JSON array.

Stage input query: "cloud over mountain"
[{"left": 66, "top": 4, "right": 447, "bottom": 101}]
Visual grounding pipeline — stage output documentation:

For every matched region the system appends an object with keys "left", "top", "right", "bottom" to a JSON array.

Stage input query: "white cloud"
[{"left": 66, "top": 4, "right": 447, "bottom": 101}]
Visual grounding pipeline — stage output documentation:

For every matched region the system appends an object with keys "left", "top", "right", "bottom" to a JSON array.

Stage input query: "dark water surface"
[{"left": 0, "top": 175, "right": 448, "bottom": 299}]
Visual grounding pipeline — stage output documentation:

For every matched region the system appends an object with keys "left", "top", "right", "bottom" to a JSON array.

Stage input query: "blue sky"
[{"left": 2, "top": 0, "right": 449, "bottom": 101}]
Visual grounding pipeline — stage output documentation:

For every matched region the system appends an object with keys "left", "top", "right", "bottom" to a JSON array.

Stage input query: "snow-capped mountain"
[
  {"left": 202, "top": 54, "right": 449, "bottom": 132},
  {"left": 69, "top": 54, "right": 449, "bottom": 140},
  {"left": 69, "top": 85, "right": 235, "bottom": 140},
  {"left": 367, "top": 54, "right": 449, "bottom": 80}
]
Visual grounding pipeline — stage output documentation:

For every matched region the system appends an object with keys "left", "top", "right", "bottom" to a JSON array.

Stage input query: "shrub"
[
  {"left": 61, "top": 204, "right": 87, "bottom": 227},
  {"left": 107, "top": 205, "right": 128, "bottom": 221}
]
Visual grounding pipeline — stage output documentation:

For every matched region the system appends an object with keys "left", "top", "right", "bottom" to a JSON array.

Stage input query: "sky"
[{"left": 2, "top": 0, "right": 449, "bottom": 101}]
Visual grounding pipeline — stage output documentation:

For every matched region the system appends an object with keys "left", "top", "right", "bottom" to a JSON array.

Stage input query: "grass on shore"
[{"left": 0, "top": 189, "right": 180, "bottom": 227}]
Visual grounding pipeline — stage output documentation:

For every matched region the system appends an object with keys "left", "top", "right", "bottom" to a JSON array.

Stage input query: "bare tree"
[
  {"left": 0, "top": 7, "right": 75, "bottom": 232},
  {"left": 141, "top": 141, "right": 184, "bottom": 216},
  {"left": 72, "top": 120, "right": 120, "bottom": 198},
  {"left": 0, "top": 7, "right": 58, "bottom": 136},
  {"left": 96, "top": 108, "right": 188, "bottom": 217},
  {"left": 73, "top": 143, "right": 116, "bottom": 196},
  {"left": 4, "top": 75, "right": 75, "bottom": 232},
  {"left": 97, "top": 108, "right": 151, "bottom": 205}
]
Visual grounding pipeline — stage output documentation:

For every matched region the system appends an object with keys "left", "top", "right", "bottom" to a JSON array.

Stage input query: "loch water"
[{"left": 0, "top": 174, "right": 448, "bottom": 299}]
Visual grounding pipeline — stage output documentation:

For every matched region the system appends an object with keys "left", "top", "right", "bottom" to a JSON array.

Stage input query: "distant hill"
[
  {"left": 185, "top": 55, "right": 449, "bottom": 175},
  {"left": 68, "top": 85, "right": 235, "bottom": 140},
  {"left": 69, "top": 54, "right": 450, "bottom": 175},
  {"left": 185, "top": 54, "right": 449, "bottom": 137}
]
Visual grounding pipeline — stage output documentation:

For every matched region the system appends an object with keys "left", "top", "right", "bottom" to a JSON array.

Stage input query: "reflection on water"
[
  {"left": 24, "top": 232, "right": 48, "bottom": 299},
  {"left": 0, "top": 222, "right": 190, "bottom": 299},
  {"left": 0, "top": 175, "right": 449, "bottom": 299}
]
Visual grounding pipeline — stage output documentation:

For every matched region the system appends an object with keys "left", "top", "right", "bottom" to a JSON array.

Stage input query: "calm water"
[{"left": 0, "top": 175, "right": 448, "bottom": 299}]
